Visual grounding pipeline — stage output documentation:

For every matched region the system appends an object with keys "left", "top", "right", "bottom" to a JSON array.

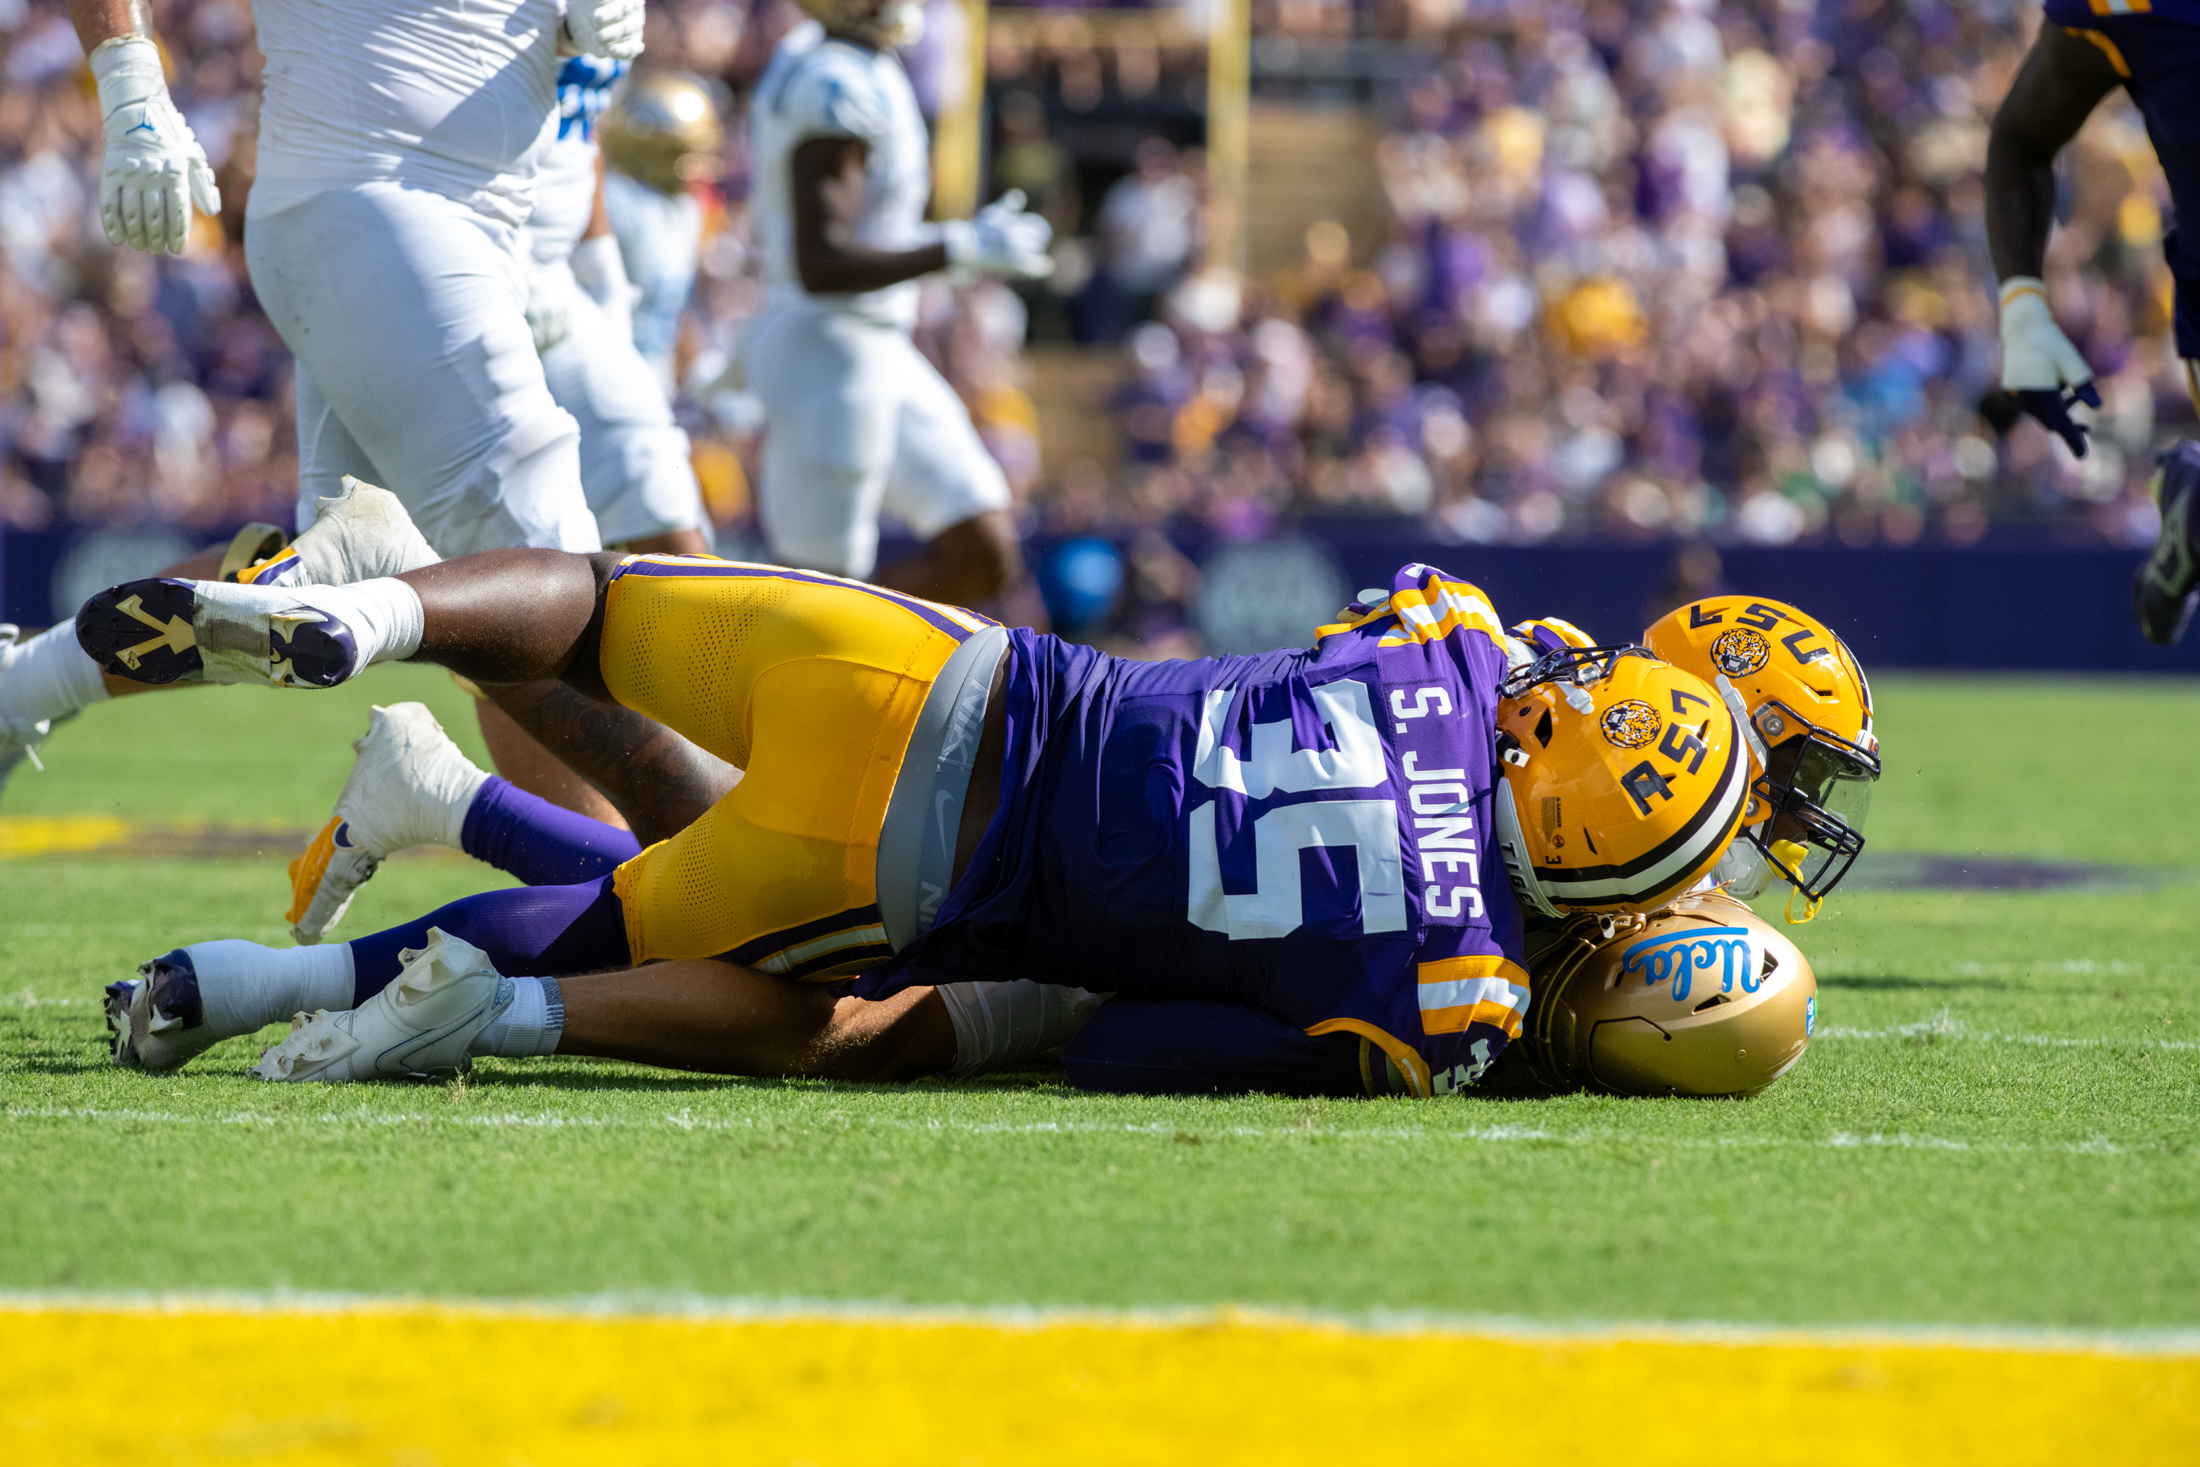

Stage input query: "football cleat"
[
  {"left": 75, "top": 578, "right": 359, "bottom": 688},
  {"left": 288, "top": 703, "right": 489, "bottom": 944},
  {"left": 2134, "top": 442, "right": 2200, "bottom": 647},
  {"left": 105, "top": 951, "right": 222, "bottom": 1072},
  {"left": 229, "top": 476, "right": 441, "bottom": 588},
  {"left": 251, "top": 928, "right": 510, "bottom": 1083}
]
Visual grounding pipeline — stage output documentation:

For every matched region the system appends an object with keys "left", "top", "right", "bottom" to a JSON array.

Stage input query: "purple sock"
[
  {"left": 347, "top": 875, "right": 630, "bottom": 1002},
  {"left": 460, "top": 776, "right": 643, "bottom": 887}
]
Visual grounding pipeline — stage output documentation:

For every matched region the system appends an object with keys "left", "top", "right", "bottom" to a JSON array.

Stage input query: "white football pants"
[
  {"left": 744, "top": 305, "right": 1011, "bottom": 578},
  {"left": 537, "top": 267, "right": 710, "bottom": 547},
  {"left": 246, "top": 182, "right": 601, "bottom": 557}
]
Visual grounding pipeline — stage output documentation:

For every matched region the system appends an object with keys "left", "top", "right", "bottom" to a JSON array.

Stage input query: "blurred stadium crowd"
[{"left": 0, "top": 0, "right": 2182, "bottom": 609}]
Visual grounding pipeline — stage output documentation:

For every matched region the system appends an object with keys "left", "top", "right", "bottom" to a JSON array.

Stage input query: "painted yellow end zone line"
[{"left": 3, "top": 1299, "right": 2194, "bottom": 1465}]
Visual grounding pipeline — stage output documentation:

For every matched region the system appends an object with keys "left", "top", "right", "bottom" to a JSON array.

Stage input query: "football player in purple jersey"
[
  {"left": 82, "top": 550, "right": 1750, "bottom": 1098},
  {"left": 1986, "top": 7, "right": 2200, "bottom": 643}
]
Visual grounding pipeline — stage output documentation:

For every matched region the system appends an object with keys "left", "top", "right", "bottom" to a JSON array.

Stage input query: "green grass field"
[{"left": 2, "top": 665, "right": 2196, "bottom": 1332}]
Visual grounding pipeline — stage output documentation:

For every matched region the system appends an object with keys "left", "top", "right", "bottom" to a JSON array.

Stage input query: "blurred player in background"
[
  {"left": 524, "top": 59, "right": 714, "bottom": 555},
  {"left": 4, "top": 0, "right": 738, "bottom": 841},
  {"left": 1986, "top": 13, "right": 2200, "bottom": 644},
  {"left": 599, "top": 71, "right": 723, "bottom": 395},
  {"left": 739, "top": 0, "right": 1055, "bottom": 604},
  {"left": 84, "top": 554, "right": 1755, "bottom": 1098}
]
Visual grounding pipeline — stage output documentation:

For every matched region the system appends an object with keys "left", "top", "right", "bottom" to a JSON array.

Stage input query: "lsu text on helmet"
[
  {"left": 1643, "top": 597, "right": 1879, "bottom": 904},
  {"left": 1492, "top": 644, "right": 1749, "bottom": 918},
  {"left": 1521, "top": 890, "right": 1816, "bottom": 1097},
  {"left": 793, "top": 0, "right": 926, "bottom": 50},
  {"left": 601, "top": 72, "right": 726, "bottom": 195}
]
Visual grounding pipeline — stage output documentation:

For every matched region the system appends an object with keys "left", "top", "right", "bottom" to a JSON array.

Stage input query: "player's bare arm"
[
  {"left": 792, "top": 136, "right": 951, "bottom": 295},
  {"left": 1983, "top": 25, "right": 2122, "bottom": 457},
  {"left": 1985, "top": 25, "right": 2121, "bottom": 283}
]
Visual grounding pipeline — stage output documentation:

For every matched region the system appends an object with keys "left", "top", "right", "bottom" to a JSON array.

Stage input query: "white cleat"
[
  {"left": 287, "top": 703, "right": 489, "bottom": 944},
  {"left": 231, "top": 475, "right": 442, "bottom": 587},
  {"left": 251, "top": 928, "right": 509, "bottom": 1083},
  {"left": 0, "top": 625, "right": 53, "bottom": 793}
]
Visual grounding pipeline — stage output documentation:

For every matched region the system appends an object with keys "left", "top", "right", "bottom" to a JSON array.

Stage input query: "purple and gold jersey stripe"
[
  {"left": 1416, "top": 954, "right": 1532, "bottom": 1038},
  {"left": 723, "top": 902, "right": 893, "bottom": 981},
  {"left": 1510, "top": 616, "right": 1597, "bottom": 653},
  {"left": 610, "top": 556, "right": 999, "bottom": 644},
  {"left": 1314, "top": 566, "right": 1507, "bottom": 652}
]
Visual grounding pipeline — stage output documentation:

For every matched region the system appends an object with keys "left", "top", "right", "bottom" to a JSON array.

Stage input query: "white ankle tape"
[
  {"left": 936, "top": 980, "right": 1107, "bottom": 1080},
  {"left": 191, "top": 939, "right": 356, "bottom": 1038}
]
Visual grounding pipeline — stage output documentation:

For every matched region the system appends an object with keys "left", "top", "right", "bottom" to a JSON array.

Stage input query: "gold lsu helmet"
[
  {"left": 601, "top": 72, "right": 726, "bottom": 196},
  {"left": 1492, "top": 644, "right": 1751, "bottom": 918},
  {"left": 1643, "top": 597, "right": 1880, "bottom": 905},
  {"left": 1521, "top": 890, "right": 1817, "bottom": 1096},
  {"left": 792, "top": 0, "right": 927, "bottom": 49}
]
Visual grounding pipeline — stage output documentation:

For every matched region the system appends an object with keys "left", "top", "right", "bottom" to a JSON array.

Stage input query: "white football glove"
[
  {"left": 1999, "top": 276, "right": 2100, "bottom": 457},
  {"left": 89, "top": 38, "right": 222, "bottom": 256},
  {"left": 561, "top": 0, "right": 646, "bottom": 61},
  {"left": 525, "top": 261, "right": 573, "bottom": 355},
  {"left": 941, "top": 189, "right": 1055, "bottom": 279},
  {"left": 569, "top": 233, "right": 636, "bottom": 344}
]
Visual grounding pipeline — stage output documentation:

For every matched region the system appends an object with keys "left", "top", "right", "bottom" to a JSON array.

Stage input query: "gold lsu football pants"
[{"left": 597, "top": 556, "right": 998, "bottom": 980}]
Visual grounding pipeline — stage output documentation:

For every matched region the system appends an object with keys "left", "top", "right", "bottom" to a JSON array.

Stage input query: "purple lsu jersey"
[
  {"left": 2040, "top": 0, "right": 2200, "bottom": 358},
  {"left": 871, "top": 563, "right": 1532, "bottom": 1097}
]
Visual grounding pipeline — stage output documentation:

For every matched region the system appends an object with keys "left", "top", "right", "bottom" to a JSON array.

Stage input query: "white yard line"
[
  {"left": 1817, "top": 1009, "right": 2200, "bottom": 1052},
  {"left": 0, "top": 1103, "right": 2175, "bottom": 1156},
  {"left": 0, "top": 1286, "right": 2193, "bottom": 1357}
]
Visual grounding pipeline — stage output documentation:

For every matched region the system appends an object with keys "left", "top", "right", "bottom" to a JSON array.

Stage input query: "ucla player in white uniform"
[
  {"left": 596, "top": 73, "right": 721, "bottom": 394},
  {"left": 524, "top": 60, "right": 714, "bottom": 554},
  {"left": 20, "top": 0, "right": 748, "bottom": 842},
  {"left": 743, "top": 0, "right": 1054, "bottom": 604},
  {"left": 240, "top": 0, "right": 643, "bottom": 560}
]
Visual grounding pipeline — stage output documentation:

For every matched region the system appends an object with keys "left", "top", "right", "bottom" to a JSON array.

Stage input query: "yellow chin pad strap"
[{"left": 1770, "top": 840, "right": 1823, "bottom": 924}]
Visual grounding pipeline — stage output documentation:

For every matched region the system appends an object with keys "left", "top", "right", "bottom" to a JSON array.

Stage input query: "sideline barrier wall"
[{"left": 10, "top": 521, "right": 2198, "bottom": 673}]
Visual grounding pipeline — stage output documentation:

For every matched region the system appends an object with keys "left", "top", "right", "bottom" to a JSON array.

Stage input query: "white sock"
[
  {"left": 187, "top": 939, "right": 356, "bottom": 1037},
  {"left": 201, "top": 577, "right": 425, "bottom": 667},
  {"left": 935, "top": 980, "right": 1108, "bottom": 1079},
  {"left": 0, "top": 625, "right": 112, "bottom": 725},
  {"left": 471, "top": 976, "right": 565, "bottom": 1057}
]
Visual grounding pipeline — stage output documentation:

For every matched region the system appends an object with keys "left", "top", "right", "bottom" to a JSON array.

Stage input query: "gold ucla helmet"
[
  {"left": 792, "top": 0, "right": 927, "bottom": 49},
  {"left": 1492, "top": 644, "right": 1750, "bottom": 917},
  {"left": 601, "top": 72, "right": 726, "bottom": 195},
  {"left": 1522, "top": 891, "right": 1817, "bottom": 1096},
  {"left": 1643, "top": 597, "right": 1880, "bottom": 907}
]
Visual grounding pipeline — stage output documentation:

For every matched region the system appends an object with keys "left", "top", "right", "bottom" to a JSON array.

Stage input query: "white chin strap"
[
  {"left": 1716, "top": 673, "right": 1768, "bottom": 771},
  {"left": 1494, "top": 780, "right": 1561, "bottom": 919}
]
